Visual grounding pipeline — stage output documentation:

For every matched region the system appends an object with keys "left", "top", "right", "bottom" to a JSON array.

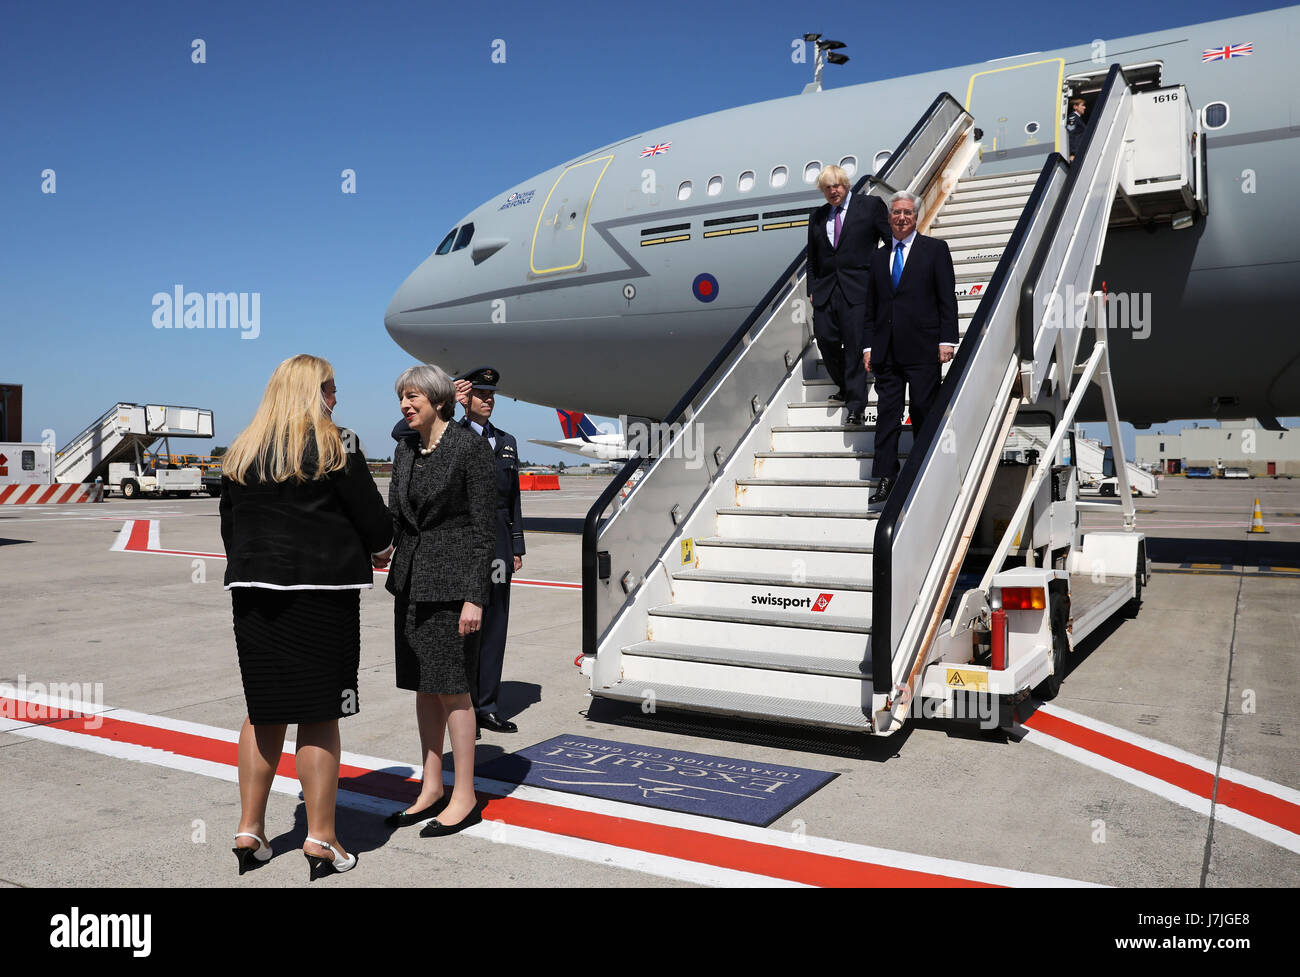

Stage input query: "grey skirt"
[{"left": 394, "top": 598, "right": 479, "bottom": 695}]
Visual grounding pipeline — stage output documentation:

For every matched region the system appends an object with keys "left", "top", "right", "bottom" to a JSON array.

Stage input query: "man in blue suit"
[{"left": 862, "top": 191, "right": 959, "bottom": 504}]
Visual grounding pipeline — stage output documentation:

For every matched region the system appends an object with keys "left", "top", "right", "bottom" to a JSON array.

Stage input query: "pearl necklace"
[{"left": 418, "top": 430, "right": 445, "bottom": 456}]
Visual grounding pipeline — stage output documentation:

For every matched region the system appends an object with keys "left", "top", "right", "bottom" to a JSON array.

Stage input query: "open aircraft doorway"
[{"left": 965, "top": 58, "right": 1064, "bottom": 171}]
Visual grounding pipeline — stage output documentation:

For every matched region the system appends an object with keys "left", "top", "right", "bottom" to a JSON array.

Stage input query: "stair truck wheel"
[
  {"left": 121, "top": 480, "right": 140, "bottom": 500},
  {"left": 1034, "top": 591, "right": 1070, "bottom": 701}
]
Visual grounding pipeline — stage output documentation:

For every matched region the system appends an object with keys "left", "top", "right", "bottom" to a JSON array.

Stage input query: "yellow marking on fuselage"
[{"left": 964, "top": 58, "right": 1065, "bottom": 155}]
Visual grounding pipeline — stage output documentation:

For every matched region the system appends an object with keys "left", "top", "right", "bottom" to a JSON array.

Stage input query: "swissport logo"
[{"left": 751, "top": 592, "right": 834, "bottom": 612}]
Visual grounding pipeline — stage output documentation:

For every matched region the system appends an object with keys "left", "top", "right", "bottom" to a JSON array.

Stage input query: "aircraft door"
[
  {"left": 530, "top": 154, "right": 614, "bottom": 276},
  {"left": 964, "top": 59, "right": 1065, "bottom": 173}
]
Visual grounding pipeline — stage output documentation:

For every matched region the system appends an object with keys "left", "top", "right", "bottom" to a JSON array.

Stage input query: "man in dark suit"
[
  {"left": 453, "top": 367, "right": 525, "bottom": 734},
  {"left": 806, "top": 165, "right": 891, "bottom": 425},
  {"left": 863, "top": 191, "right": 959, "bottom": 504}
]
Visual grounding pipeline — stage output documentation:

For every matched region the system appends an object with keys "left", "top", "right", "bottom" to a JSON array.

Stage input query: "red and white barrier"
[{"left": 0, "top": 482, "right": 104, "bottom": 505}]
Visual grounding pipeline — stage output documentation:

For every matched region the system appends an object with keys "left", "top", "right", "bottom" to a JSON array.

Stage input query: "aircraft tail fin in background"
[{"left": 557, "top": 409, "right": 601, "bottom": 442}]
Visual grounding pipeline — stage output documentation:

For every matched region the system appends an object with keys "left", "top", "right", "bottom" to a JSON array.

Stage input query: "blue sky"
[{"left": 1, "top": 0, "right": 1287, "bottom": 464}]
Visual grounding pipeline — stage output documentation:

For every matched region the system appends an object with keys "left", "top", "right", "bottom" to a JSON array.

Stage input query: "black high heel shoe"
[
  {"left": 385, "top": 795, "right": 449, "bottom": 828},
  {"left": 304, "top": 838, "right": 357, "bottom": 881},
  {"left": 232, "top": 832, "right": 272, "bottom": 875}
]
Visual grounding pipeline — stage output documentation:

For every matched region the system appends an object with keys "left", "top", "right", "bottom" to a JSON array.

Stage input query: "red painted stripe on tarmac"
[
  {"left": 1023, "top": 710, "right": 1300, "bottom": 835},
  {"left": 1, "top": 697, "right": 993, "bottom": 888},
  {"left": 125, "top": 520, "right": 151, "bottom": 551}
]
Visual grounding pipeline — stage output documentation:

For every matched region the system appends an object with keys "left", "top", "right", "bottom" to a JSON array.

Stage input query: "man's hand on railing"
[
  {"left": 939, "top": 345, "right": 955, "bottom": 364},
  {"left": 863, "top": 350, "right": 872, "bottom": 374}
]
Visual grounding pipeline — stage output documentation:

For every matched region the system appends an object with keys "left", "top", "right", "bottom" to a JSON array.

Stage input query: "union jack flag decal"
[
  {"left": 1202, "top": 42, "right": 1253, "bottom": 62},
  {"left": 640, "top": 142, "right": 671, "bottom": 158}
]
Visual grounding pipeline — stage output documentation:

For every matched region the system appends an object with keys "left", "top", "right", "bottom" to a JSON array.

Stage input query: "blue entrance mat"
[{"left": 479, "top": 734, "right": 836, "bottom": 827}]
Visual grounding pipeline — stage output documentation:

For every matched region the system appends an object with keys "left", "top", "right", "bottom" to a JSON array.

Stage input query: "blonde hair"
[
  {"left": 224, "top": 354, "right": 347, "bottom": 484},
  {"left": 817, "top": 165, "right": 850, "bottom": 190}
]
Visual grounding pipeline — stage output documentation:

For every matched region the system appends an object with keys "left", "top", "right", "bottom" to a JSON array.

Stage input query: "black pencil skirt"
[
  {"left": 231, "top": 588, "right": 361, "bottom": 725},
  {"left": 394, "top": 597, "right": 479, "bottom": 696}
]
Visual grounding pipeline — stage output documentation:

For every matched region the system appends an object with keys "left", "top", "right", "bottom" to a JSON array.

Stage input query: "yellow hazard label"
[
  {"left": 680, "top": 538, "right": 694, "bottom": 566},
  {"left": 946, "top": 668, "right": 990, "bottom": 692}
]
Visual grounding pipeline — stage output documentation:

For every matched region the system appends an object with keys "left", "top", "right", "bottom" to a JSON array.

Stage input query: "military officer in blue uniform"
[{"left": 452, "top": 367, "right": 524, "bottom": 734}]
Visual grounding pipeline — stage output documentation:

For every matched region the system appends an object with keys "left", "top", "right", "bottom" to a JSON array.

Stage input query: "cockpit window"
[
  {"left": 435, "top": 228, "right": 458, "bottom": 255},
  {"left": 452, "top": 223, "right": 475, "bottom": 252}
]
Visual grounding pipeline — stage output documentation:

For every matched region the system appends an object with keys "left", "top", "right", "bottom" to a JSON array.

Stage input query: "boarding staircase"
[
  {"left": 55, "top": 403, "right": 214, "bottom": 484},
  {"left": 580, "top": 67, "right": 1204, "bottom": 734}
]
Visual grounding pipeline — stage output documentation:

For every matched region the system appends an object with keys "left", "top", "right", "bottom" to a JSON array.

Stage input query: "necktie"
[
  {"left": 833, "top": 207, "right": 843, "bottom": 248},
  {"left": 892, "top": 241, "right": 904, "bottom": 289}
]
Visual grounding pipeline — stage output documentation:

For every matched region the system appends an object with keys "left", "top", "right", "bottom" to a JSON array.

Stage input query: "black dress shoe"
[
  {"left": 845, "top": 411, "right": 863, "bottom": 426},
  {"left": 869, "top": 477, "right": 893, "bottom": 505},
  {"left": 477, "top": 713, "right": 518, "bottom": 733},
  {"left": 385, "top": 795, "right": 450, "bottom": 827},
  {"left": 827, "top": 390, "right": 846, "bottom": 403},
  {"left": 419, "top": 805, "right": 483, "bottom": 838}
]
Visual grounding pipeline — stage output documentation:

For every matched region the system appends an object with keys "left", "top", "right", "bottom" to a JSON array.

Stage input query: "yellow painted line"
[
  {"left": 964, "top": 58, "right": 1065, "bottom": 155},
  {"left": 529, "top": 154, "right": 615, "bottom": 275},
  {"left": 1191, "top": 563, "right": 1229, "bottom": 570},
  {"left": 639, "top": 234, "right": 690, "bottom": 247},
  {"left": 1266, "top": 566, "right": 1300, "bottom": 573},
  {"left": 703, "top": 226, "right": 758, "bottom": 238},
  {"left": 762, "top": 220, "right": 808, "bottom": 230}
]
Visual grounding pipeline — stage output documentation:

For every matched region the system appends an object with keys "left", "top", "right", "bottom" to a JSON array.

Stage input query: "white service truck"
[{"left": 108, "top": 461, "right": 202, "bottom": 499}]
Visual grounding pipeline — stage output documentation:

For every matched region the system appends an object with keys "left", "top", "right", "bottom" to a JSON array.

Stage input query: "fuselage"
[{"left": 385, "top": 6, "right": 1300, "bottom": 425}]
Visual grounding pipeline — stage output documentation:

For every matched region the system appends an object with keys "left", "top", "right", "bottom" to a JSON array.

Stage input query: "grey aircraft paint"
[{"left": 385, "top": 6, "right": 1300, "bottom": 425}]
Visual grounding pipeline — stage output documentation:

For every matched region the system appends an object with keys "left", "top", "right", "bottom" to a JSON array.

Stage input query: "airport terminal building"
[{"left": 1135, "top": 420, "right": 1300, "bottom": 476}]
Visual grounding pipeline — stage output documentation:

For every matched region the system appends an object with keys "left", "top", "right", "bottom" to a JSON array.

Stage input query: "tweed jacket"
[
  {"left": 220, "top": 432, "right": 392, "bottom": 590},
  {"left": 385, "top": 420, "right": 497, "bottom": 605}
]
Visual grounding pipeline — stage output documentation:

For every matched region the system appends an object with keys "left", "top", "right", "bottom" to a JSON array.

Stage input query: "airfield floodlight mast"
[{"left": 803, "top": 34, "right": 849, "bottom": 93}]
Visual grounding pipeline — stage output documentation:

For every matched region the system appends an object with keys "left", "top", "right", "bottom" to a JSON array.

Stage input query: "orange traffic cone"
[{"left": 1247, "top": 498, "right": 1269, "bottom": 534}]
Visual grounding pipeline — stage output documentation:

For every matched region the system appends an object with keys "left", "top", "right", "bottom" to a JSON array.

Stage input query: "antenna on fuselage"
[{"left": 802, "top": 34, "right": 849, "bottom": 93}]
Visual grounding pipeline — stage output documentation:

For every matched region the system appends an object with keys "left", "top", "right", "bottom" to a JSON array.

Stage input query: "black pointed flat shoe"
[
  {"left": 385, "top": 795, "right": 450, "bottom": 827},
  {"left": 419, "top": 805, "right": 483, "bottom": 838}
]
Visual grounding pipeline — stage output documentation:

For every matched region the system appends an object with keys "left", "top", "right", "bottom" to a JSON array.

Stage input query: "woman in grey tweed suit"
[{"left": 385, "top": 364, "right": 496, "bottom": 835}]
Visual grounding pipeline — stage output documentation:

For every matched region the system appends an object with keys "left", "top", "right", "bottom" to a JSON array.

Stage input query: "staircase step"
[
  {"left": 647, "top": 602, "right": 870, "bottom": 656},
  {"left": 715, "top": 505, "right": 881, "bottom": 544},
  {"left": 591, "top": 680, "right": 872, "bottom": 732},
  {"left": 931, "top": 227, "right": 1016, "bottom": 248},
  {"left": 669, "top": 571, "right": 872, "bottom": 615},
  {"left": 956, "top": 170, "right": 1039, "bottom": 190},
  {"left": 623, "top": 641, "right": 871, "bottom": 679},
  {"left": 771, "top": 426, "right": 915, "bottom": 452},
  {"left": 753, "top": 451, "right": 903, "bottom": 481},
  {"left": 947, "top": 184, "right": 1037, "bottom": 205},
  {"left": 940, "top": 193, "right": 1031, "bottom": 216},
  {"left": 931, "top": 206, "right": 1025, "bottom": 227},
  {"left": 693, "top": 535, "right": 874, "bottom": 578},
  {"left": 735, "top": 478, "right": 876, "bottom": 511}
]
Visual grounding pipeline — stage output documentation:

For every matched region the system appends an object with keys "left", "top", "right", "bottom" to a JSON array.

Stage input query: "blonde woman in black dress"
[
  {"left": 221, "top": 354, "right": 392, "bottom": 879},
  {"left": 385, "top": 364, "right": 496, "bottom": 836}
]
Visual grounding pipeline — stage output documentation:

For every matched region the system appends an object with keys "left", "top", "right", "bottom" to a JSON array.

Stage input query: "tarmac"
[{"left": 1, "top": 474, "right": 1297, "bottom": 888}]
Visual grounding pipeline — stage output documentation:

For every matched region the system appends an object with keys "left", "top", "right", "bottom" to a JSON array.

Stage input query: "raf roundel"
[{"left": 692, "top": 273, "right": 719, "bottom": 303}]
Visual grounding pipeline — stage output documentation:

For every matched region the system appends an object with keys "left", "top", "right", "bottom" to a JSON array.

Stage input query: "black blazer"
[
  {"left": 385, "top": 421, "right": 497, "bottom": 605},
  {"left": 806, "top": 191, "right": 891, "bottom": 307},
  {"left": 220, "top": 432, "right": 392, "bottom": 589},
  {"left": 863, "top": 233, "right": 960, "bottom": 365}
]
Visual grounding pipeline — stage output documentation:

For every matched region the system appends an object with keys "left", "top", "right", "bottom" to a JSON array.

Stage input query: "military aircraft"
[{"left": 385, "top": 6, "right": 1299, "bottom": 429}]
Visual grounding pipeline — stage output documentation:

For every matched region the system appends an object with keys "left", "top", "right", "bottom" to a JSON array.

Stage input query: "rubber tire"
[
  {"left": 1034, "top": 592, "right": 1070, "bottom": 701},
  {"left": 122, "top": 480, "right": 139, "bottom": 500}
]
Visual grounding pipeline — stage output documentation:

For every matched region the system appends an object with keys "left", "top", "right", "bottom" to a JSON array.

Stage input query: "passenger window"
[
  {"left": 872, "top": 150, "right": 892, "bottom": 174},
  {"left": 737, "top": 170, "right": 755, "bottom": 192},
  {"left": 678, "top": 180, "right": 693, "bottom": 201},
  {"left": 839, "top": 156, "right": 857, "bottom": 178},
  {"left": 707, "top": 175, "right": 723, "bottom": 196},
  {"left": 803, "top": 161, "right": 822, "bottom": 184},
  {"left": 770, "top": 166, "right": 788, "bottom": 188},
  {"left": 1203, "top": 102, "right": 1229, "bottom": 129},
  {"left": 452, "top": 223, "right": 475, "bottom": 251},
  {"left": 435, "top": 228, "right": 458, "bottom": 255}
]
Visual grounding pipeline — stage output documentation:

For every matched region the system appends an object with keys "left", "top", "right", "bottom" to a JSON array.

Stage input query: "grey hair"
[
  {"left": 395, "top": 363, "right": 455, "bottom": 421},
  {"left": 889, "top": 190, "right": 923, "bottom": 219}
]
